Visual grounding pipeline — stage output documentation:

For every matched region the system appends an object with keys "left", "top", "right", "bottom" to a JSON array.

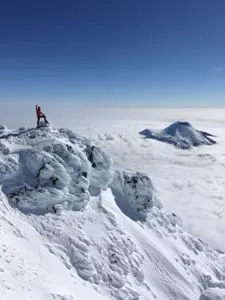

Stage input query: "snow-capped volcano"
[
  {"left": 139, "top": 121, "right": 216, "bottom": 149},
  {"left": 0, "top": 125, "right": 224, "bottom": 300}
]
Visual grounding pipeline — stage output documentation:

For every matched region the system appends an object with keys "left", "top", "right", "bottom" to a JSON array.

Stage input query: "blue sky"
[{"left": 0, "top": 0, "right": 225, "bottom": 106}]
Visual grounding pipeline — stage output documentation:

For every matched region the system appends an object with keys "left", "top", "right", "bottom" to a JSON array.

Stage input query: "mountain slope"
[{"left": 0, "top": 125, "right": 225, "bottom": 300}]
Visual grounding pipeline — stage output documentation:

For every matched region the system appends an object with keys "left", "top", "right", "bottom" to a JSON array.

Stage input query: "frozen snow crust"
[
  {"left": 139, "top": 121, "right": 216, "bottom": 149},
  {"left": 0, "top": 126, "right": 112, "bottom": 214},
  {"left": 0, "top": 125, "right": 225, "bottom": 300}
]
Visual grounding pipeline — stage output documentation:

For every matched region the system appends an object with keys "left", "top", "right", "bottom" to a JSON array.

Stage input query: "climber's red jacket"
[{"left": 36, "top": 106, "right": 44, "bottom": 118}]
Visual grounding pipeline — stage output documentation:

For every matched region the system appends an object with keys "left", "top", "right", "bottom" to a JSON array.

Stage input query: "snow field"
[{"left": 0, "top": 122, "right": 225, "bottom": 299}]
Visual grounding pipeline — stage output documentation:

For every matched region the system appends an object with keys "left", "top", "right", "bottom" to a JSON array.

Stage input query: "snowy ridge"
[
  {"left": 139, "top": 121, "right": 216, "bottom": 149},
  {"left": 0, "top": 125, "right": 225, "bottom": 300},
  {"left": 0, "top": 188, "right": 108, "bottom": 300}
]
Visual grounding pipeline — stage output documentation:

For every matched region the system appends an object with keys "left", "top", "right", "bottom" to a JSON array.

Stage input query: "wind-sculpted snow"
[
  {"left": 110, "top": 170, "right": 161, "bottom": 221},
  {"left": 1, "top": 125, "right": 225, "bottom": 300},
  {"left": 0, "top": 189, "right": 109, "bottom": 300},
  {"left": 139, "top": 121, "right": 216, "bottom": 149},
  {"left": 199, "top": 288, "right": 225, "bottom": 300},
  {"left": 0, "top": 126, "right": 112, "bottom": 214}
]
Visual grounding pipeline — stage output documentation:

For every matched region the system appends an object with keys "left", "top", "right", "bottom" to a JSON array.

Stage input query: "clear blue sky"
[{"left": 1, "top": 0, "right": 225, "bottom": 106}]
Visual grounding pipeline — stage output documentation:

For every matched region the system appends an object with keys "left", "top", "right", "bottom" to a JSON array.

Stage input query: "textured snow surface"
[
  {"left": 199, "top": 288, "right": 225, "bottom": 300},
  {"left": 0, "top": 123, "right": 225, "bottom": 300},
  {"left": 0, "top": 127, "right": 112, "bottom": 214},
  {"left": 139, "top": 121, "right": 216, "bottom": 149}
]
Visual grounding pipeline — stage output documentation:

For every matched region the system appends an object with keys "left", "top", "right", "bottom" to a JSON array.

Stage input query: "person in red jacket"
[{"left": 35, "top": 105, "right": 48, "bottom": 128}]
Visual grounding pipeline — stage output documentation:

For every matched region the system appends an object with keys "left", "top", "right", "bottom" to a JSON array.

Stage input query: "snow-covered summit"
[
  {"left": 139, "top": 121, "right": 216, "bottom": 149},
  {"left": 0, "top": 125, "right": 225, "bottom": 300},
  {"left": 0, "top": 125, "right": 112, "bottom": 214}
]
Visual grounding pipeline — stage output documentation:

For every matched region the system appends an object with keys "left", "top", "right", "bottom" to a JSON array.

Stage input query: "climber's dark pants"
[{"left": 37, "top": 115, "right": 47, "bottom": 128}]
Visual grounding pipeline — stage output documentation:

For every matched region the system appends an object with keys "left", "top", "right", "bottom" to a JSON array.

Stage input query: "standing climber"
[{"left": 35, "top": 105, "right": 48, "bottom": 128}]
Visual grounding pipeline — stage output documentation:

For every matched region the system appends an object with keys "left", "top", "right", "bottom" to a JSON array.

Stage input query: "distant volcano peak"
[{"left": 139, "top": 121, "right": 216, "bottom": 149}]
